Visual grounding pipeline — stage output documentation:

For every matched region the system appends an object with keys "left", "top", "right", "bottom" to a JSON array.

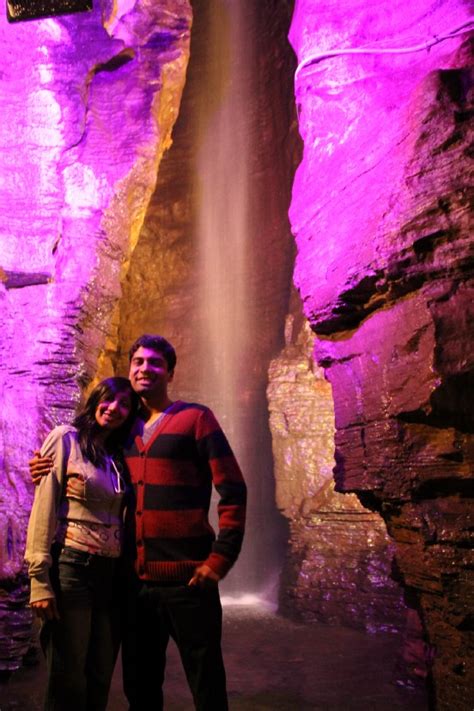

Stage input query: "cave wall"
[
  {"left": 289, "top": 1, "right": 473, "bottom": 707},
  {"left": 268, "top": 304, "right": 407, "bottom": 635},
  {"left": 0, "top": 0, "right": 192, "bottom": 669},
  {"left": 0, "top": 3, "right": 471, "bottom": 704}
]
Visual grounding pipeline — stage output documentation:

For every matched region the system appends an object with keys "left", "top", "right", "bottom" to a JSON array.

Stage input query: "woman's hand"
[
  {"left": 29, "top": 450, "right": 54, "bottom": 485},
  {"left": 31, "top": 598, "right": 59, "bottom": 621}
]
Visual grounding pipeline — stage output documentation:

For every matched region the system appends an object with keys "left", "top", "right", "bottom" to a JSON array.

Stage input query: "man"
[{"left": 30, "top": 334, "right": 247, "bottom": 710}]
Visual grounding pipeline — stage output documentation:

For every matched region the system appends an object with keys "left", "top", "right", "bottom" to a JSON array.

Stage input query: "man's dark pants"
[{"left": 120, "top": 574, "right": 228, "bottom": 711}]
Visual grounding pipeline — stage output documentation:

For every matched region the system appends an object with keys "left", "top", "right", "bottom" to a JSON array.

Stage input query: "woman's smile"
[{"left": 95, "top": 393, "right": 132, "bottom": 429}]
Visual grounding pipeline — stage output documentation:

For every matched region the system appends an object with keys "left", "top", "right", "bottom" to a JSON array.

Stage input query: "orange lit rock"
[{"left": 268, "top": 315, "right": 406, "bottom": 633}]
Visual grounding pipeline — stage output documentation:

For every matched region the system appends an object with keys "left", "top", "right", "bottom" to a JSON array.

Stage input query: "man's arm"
[{"left": 194, "top": 408, "right": 247, "bottom": 583}]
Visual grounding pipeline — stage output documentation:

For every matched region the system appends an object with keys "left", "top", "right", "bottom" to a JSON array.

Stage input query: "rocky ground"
[{"left": 0, "top": 605, "right": 428, "bottom": 710}]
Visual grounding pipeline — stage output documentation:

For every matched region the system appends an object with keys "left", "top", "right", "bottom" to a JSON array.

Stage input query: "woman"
[{"left": 25, "top": 376, "right": 139, "bottom": 711}]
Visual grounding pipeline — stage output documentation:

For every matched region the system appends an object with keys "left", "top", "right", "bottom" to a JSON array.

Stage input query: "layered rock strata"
[
  {"left": 0, "top": 0, "right": 191, "bottom": 670},
  {"left": 268, "top": 313, "right": 406, "bottom": 635},
  {"left": 289, "top": 1, "right": 473, "bottom": 707}
]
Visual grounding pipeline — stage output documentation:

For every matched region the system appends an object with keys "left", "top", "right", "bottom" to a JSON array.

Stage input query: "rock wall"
[
  {"left": 0, "top": 0, "right": 191, "bottom": 670},
  {"left": 1, "top": 4, "right": 471, "bottom": 705},
  {"left": 268, "top": 308, "right": 406, "bottom": 635},
  {"left": 289, "top": 1, "right": 473, "bottom": 707}
]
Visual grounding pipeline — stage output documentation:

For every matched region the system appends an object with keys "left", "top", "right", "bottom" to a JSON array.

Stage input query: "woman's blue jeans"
[{"left": 41, "top": 546, "right": 120, "bottom": 711}]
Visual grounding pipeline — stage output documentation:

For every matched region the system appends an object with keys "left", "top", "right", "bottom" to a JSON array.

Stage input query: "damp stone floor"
[{"left": 0, "top": 605, "right": 428, "bottom": 710}]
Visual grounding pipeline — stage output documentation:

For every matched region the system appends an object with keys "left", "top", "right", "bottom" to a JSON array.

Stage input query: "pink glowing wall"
[
  {"left": 289, "top": 1, "right": 473, "bottom": 703},
  {"left": 0, "top": 0, "right": 191, "bottom": 590},
  {"left": 290, "top": 0, "right": 471, "bottom": 329}
]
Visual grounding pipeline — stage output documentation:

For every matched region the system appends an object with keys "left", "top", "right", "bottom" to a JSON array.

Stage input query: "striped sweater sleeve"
[{"left": 195, "top": 408, "right": 247, "bottom": 578}]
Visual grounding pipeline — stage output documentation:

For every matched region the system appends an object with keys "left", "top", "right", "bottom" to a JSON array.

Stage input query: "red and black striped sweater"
[{"left": 123, "top": 400, "right": 247, "bottom": 582}]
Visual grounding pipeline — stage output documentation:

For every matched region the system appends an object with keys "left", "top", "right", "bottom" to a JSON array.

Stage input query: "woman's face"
[{"left": 95, "top": 390, "right": 133, "bottom": 430}]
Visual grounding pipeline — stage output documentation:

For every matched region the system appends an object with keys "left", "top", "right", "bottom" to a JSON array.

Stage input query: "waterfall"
[
  {"left": 191, "top": 0, "right": 292, "bottom": 599},
  {"left": 196, "top": 0, "right": 253, "bottom": 444},
  {"left": 194, "top": 1, "right": 281, "bottom": 597}
]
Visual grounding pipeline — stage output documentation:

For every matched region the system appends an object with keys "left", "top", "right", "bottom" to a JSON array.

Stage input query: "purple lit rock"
[
  {"left": 289, "top": 0, "right": 473, "bottom": 706},
  {"left": 0, "top": 0, "right": 191, "bottom": 669}
]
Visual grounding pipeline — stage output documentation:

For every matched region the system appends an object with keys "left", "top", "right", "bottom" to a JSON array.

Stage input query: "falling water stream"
[
  {"left": 196, "top": 1, "right": 253, "bottom": 442},
  {"left": 193, "top": 1, "right": 285, "bottom": 599},
  {"left": 115, "top": 0, "right": 294, "bottom": 598}
]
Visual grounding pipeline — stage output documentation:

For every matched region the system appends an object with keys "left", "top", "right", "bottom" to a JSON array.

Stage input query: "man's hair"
[{"left": 128, "top": 334, "right": 177, "bottom": 373}]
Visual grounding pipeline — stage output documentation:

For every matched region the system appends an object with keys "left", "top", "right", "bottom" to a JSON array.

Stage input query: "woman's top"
[{"left": 25, "top": 425, "right": 126, "bottom": 603}]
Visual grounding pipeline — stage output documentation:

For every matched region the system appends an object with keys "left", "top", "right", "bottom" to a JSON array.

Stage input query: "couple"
[{"left": 26, "top": 334, "right": 247, "bottom": 710}]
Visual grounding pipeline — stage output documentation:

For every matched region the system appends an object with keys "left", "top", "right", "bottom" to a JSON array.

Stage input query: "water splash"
[{"left": 221, "top": 593, "right": 278, "bottom": 613}]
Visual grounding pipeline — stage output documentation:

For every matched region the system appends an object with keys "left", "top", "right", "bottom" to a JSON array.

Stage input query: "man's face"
[{"left": 129, "top": 346, "right": 173, "bottom": 399}]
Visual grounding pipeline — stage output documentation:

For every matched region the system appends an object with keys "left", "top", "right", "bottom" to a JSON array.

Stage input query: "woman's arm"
[{"left": 24, "top": 427, "right": 71, "bottom": 607}]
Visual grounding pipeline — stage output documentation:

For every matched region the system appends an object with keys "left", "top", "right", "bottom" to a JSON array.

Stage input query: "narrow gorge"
[{"left": 0, "top": 1, "right": 472, "bottom": 708}]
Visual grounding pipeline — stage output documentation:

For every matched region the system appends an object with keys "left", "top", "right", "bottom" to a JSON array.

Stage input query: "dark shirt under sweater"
[{"left": 123, "top": 400, "right": 247, "bottom": 582}]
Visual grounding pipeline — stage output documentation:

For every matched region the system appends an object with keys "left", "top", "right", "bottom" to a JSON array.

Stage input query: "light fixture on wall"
[{"left": 6, "top": 0, "right": 92, "bottom": 22}]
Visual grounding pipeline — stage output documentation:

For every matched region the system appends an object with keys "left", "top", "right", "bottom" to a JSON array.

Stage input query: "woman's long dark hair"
[{"left": 73, "top": 377, "right": 139, "bottom": 465}]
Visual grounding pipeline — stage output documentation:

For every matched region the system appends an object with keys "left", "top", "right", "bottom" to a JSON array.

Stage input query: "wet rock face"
[
  {"left": 267, "top": 314, "right": 407, "bottom": 634},
  {"left": 0, "top": 0, "right": 191, "bottom": 670},
  {"left": 289, "top": 0, "right": 473, "bottom": 707}
]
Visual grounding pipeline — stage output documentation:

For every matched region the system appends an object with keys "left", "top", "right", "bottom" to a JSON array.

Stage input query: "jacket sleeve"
[
  {"left": 24, "top": 427, "right": 71, "bottom": 603},
  {"left": 196, "top": 408, "right": 247, "bottom": 578}
]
